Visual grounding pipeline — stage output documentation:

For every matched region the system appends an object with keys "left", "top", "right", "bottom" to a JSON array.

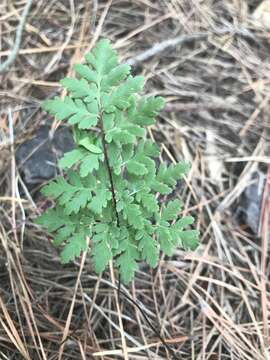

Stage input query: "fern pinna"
[{"left": 36, "top": 39, "right": 199, "bottom": 283}]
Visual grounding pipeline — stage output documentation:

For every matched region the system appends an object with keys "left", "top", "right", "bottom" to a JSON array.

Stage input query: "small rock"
[
  {"left": 16, "top": 126, "right": 74, "bottom": 184},
  {"left": 236, "top": 170, "right": 265, "bottom": 234}
]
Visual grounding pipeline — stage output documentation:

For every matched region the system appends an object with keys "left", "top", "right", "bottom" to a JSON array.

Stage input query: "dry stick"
[
  {"left": 87, "top": 0, "right": 113, "bottom": 52},
  {"left": 259, "top": 166, "right": 270, "bottom": 344},
  {"left": 126, "top": 27, "right": 254, "bottom": 66},
  {"left": 0, "top": 228, "right": 31, "bottom": 359},
  {"left": 1, "top": 219, "right": 47, "bottom": 359},
  {"left": 0, "top": 44, "right": 88, "bottom": 57},
  {"left": 0, "top": 0, "right": 33, "bottom": 73},
  {"left": 8, "top": 108, "right": 19, "bottom": 248},
  {"left": 115, "top": 11, "right": 173, "bottom": 48},
  {"left": 240, "top": 95, "right": 270, "bottom": 137},
  {"left": 0, "top": 297, "right": 30, "bottom": 360}
]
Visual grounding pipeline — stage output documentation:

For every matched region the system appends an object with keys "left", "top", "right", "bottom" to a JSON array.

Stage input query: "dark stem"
[
  {"left": 99, "top": 112, "right": 180, "bottom": 359},
  {"left": 99, "top": 112, "right": 120, "bottom": 227},
  {"left": 116, "top": 278, "right": 181, "bottom": 360}
]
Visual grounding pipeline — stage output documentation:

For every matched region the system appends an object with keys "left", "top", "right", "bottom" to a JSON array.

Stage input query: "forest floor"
[{"left": 0, "top": 1, "right": 270, "bottom": 359}]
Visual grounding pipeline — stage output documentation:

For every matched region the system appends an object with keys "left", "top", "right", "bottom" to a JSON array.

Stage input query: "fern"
[{"left": 36, "top": 39, "right": 199, "bottom": 283}]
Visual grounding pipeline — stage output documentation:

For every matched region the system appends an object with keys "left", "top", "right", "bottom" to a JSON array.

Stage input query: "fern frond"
[{"left": 36, "top": 38, "right": 199, "bottom": 283}]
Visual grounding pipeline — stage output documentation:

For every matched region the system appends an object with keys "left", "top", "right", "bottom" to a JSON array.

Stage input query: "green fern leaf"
[
  {"left": 59, "top": 149, "right": 86, "bottom": 169},
  {"left": 80, "top": 154, "right": 101, "bottom": 177},
  {"left": 92, "top": 235, "right": 112, "bottom": 273},
  {"left": 74, "top": 63, "right": 98, "bottom": 83},
  {"left": 126, "top": 159, "right": 148, "bottom": 176},
  {"left": 138, "top": 192, "right": 158, "bottom": 213},
  {"left": 37, "top": 38, "right": 199, "bottom": 283},
  {"left": 60, "top": 234, "right": 87, "bottom": 263},
  {"left": 123, "top": 203, "right": 144, "bottom": 229},
  {"left": 129, "top": 96, "right": 165, "bottom": 125},
  {"left": 60, "top": 77, "right": 97, "bottom": 99},
  {"left": 151, "top": 180, "right": 171, "bottom": 195},
  {"left": 175, "top": 216, "right": 194, "bottom": 228},
  {"left": 117, "top": 241, "right": 139, "bottom": 283},
  {"left": 35, "top": 207, "right": 68, "bottom": 232},
  {"left": 108, "top": 76, "right": 144, "bottom": 110},
  {"left": 101, "top": 63, "right": 131, "bottom": 90},
  {"left": 85, "top": 39, "right": 118, "bottom": 76},
  {"left": 42, "top": 97, "right": 98, "bottom": 129},
  {"left": 180, "top": 230, "right": 199, "bottom": 250},
  {"left": 157, "top": 226, "right": 174, "bottom": 256},
  {"left": 137, "top": 231, "right": 159, "bottom": 267},
  {"left": 79, "top": 137, "right": 103, "bottom": 154},
  {"left": 88, "top": 187, "right": 112, "bottom": 214},
  {"left": 163, "top": 199, "right": 183, "bottom": 221},
  {"left": 54, "top": 224, "right": 76, "bottom": 245}
]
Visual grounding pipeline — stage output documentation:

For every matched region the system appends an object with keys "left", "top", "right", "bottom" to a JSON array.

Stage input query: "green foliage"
[{"left": 36, "top": 39, "right": 199, "bottom": 283}]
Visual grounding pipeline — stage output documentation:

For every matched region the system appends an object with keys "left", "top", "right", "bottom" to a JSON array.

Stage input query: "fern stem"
[
  {"left": 116, "top": 277, "right": 181, "bottom": 360},
  {"left": 100, "top": 112, "right": 120, "bottom": 227},
  {"left": 99, "top": 110, "right": 179, "bottom": 358},
  {"left": 99, "top": 106, "right": 180, "bottom": 359}
]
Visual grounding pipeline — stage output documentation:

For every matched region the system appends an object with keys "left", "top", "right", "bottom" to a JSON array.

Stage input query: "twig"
[
  {"left": 0, "top": 0, "right": 33, "bottom": 73},
  {"left": 259, "top": 165, "right": 270, "bottom": 344},
  {"left": 126, "top": 27, "right": 254, "bottom": 66},
  {"left": 8, "top": 108, "right": 19, "bottom": 248},
  {"left": 87, "top": 0, "right": 113, "bottom": 52}
]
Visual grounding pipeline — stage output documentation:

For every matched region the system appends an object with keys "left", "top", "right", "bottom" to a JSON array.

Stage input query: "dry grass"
[{"left": 0, "top": 0, "right": 270, "bottom": 359}]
